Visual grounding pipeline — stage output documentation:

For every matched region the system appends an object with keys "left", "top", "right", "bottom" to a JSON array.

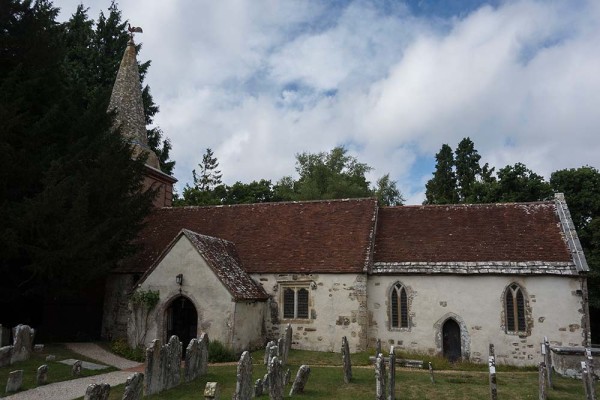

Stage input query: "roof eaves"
[{"left": 554, "top": 193, "right": 589, "bottom": 273}]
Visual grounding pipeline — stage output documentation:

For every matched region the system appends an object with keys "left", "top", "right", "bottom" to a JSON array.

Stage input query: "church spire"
[{"left": 108, "top": 35, "right": 160, "bottom": 169}]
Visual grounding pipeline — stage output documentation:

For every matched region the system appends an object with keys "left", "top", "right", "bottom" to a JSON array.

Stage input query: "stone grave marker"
[
  {"left": 285, "top": 324, "right": 293, "bottom": 351},
  {"left": 73, "top": 360, "right": 83, "bottom": 376},
  {"left": 204, "top": 382, "right": 220, "bottom": 400},
  {"left": 283, "top": 368, "right": 291, "bottom": 386},
  {"left": 36, "top": 364, "right": 48, "bottom": 386},
  {"left": 342, "top": 336, "right": 352, "bottom": 383},
  {"left": 268, "top": 356, "right": 283, "bottom": 400},
  {"left": 198, "top": 333, "right": 209, "bottom": 376},
  {"left": 144, "top": 335, "right": 183, "bottom": 396},
  {"left": 538, "top": 362, "right": 547, "bottom": 400},
  {"left": 11, "top": 324, "right": 35, "bottom": 364},
  {"left": 165, "top": 335, "right": 182, "bottom": 390},
  {"left": 376, "top": 338, "right": 382, "bottom": 357},
  {"left": 34, "top": 344, "right": 44, "bottom": 352},
  {"left": 84, "top": 383, "right": 110, "bottom": 400},
  {"left": 122, "top": 372, "right": 144, "bottom": 400},
  {"left": 289, "top": 365, "right": 311, "bottom": 396},
  {"left": 46, "top": 355, "right": 56, "bottom": 362},
  {"left": 262, "top": 372, "right": 270, "bottom": 393},
  {"left": 489, "top": 344, "right": 497, "bottom": 400},
  {"left": 375, "top": 354, "right": 386, "bottom": 400},
  {"left": 185, "top": 338, "right": 202, "bottom": 382},
  {"left": 0, "top": 346, "right": 12, "bottom": 368},
  {"left": 5, "top": 370, "right": 23, "bottom": 393},
  {"left": 254, "top": 378, "right": 263, "bottom": 397},
  {"left": 428, "top": 362, "right": 435, "bottom": 384},
  {"left": 277, "top": 338, "right": 285, "bottom": 364},
  {"left": 388, "top": 346, "right": 396, "bottom": 400},
  {"left": 234, "top": 351, "right": 253, "bottom": 400},
  {"left": 264, "top": 341, "right": 274, "bottom": 365}
]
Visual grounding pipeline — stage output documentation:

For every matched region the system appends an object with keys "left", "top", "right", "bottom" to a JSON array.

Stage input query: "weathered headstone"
[
  {"left": 84, "top": 383, "right": 110, "bottom": 400},
  {"left": 34, "top": 344, "right": 44, "bottom": 352},
  {"left": 283, "top": 368, "right": 291, "bottom": 386},
  {"left": 0, "top": 346, "right": 12, "bottom": 368},
  {"left": 198, "top": 333, "right": 209, "bottom": 376},
  {"left": 45, "top": 354, "right": 56, "bottom": 362},
  {"left": 5, "top": 370, "right": 23, "bottom": 393},
  {"left": 144, "top": 336, "right": 183, "bottom": 396},
  {"left": 285, "top": 324, "right": 293, "bottom": 351},
  {"left": 543, "top": 337, "right": 552, "bottom": 389},
  {"left": 185, "top": 335, "right": 208, "bottom": 383},
  {"left": 375, "top": 354, "right": 387, "bottom": 400},
  {"left": 585, "top": 348, "right": 596, "bottom": 400},
  {"left": 289, "top": 365, "right": 311, "bottom": 396},
  {"left": 388, "top": 346, "right": 396, "bottom": 400},
  {"left": 262, "top": 372, "right": 270, "bottom": 394},
  {"left": 36, "top": 364, "right": 48, "bottom": 386},
  {"left": 234, "top": 351, "right": 253, "bottom": 400},
  {"left": 10, "top": 324, "right": 35, "bottom": 364},
  {"left": 538, "top": 362, "right": 547, "bottom": 400},
  {"left": 204, "top": 382, "right": 220, "bottom": 400},
  {"left": 268, "top": 356, "right": 284, "bottom": 400},
  {"left": 277, "top": 338, "right": 285, "bottom": 365},
  {"left": 489, "top": 344, "right": 497, "bottom": 400},
  {"left": 254, "top": 378, "right": 263, "bottom": 397},
  {"left": 122, "top": 372, "right": 144, "bottom": 400},
  {"left": 73, "top": 360, "right": 83, "bottom": 376},
  {"left": 342, "top": 336, "right": 352, "bottom": 383},
  {"left": 428, "top": 362, "right": 435, "bottom": 384},
  {"left": 264, "top": 341, "right": 275, "bottom": 365}
]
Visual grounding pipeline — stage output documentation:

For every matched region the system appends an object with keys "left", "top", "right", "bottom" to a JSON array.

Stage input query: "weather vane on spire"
[{"left": 127, "top": 23, "right": 143, "bottom": 40}]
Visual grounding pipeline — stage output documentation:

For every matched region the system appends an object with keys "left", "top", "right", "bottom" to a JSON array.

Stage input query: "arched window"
[
  {"left": 390, "top": 282, "right": 409, "bottom": 329},
  {"left": 505, "top": 283, "right": 526, "bottom": 332}
]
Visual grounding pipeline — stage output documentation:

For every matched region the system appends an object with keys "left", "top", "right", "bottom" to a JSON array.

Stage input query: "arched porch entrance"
[
  {"left": 442, "top": 318, "right": 461, "bottom": 362},
  {"left": 166, "top": 296, "right": 198, "bottom": 354}
]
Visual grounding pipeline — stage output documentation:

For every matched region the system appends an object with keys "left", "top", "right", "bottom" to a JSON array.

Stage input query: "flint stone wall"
[{"left": 11, "top": 325, "right": 35, "bottom": 364}]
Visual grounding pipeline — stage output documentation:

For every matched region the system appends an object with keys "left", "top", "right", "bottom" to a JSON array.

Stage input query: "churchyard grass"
[
  {"left": 99, "top": 350, "right": 594, "bottom": 399},
  {"left": 0, "top": 344, "right": 117, "bottom": 397}
]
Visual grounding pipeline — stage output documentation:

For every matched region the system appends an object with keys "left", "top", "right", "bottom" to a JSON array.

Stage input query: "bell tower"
[{"left": 108, "top": 29, "right": 176, "bottom": 207}]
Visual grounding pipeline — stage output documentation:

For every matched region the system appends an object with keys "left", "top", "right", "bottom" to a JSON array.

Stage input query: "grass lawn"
[
  {"left": 101, "top": 349, "right": 595, "bottom": 399},
  {"left": 0, "top": 343, "right": 117, "bottom": 398}
]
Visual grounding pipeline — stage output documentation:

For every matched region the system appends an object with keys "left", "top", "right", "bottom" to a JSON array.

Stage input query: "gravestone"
[
  {"left": 204, "top": 382, "right": 220, "bottom": 400},
  {"left": 428, "top": 362, "right": 435, "bottom": 384},
  {"left": 289, "top": 365, "right": 311, "bottom": 396},
  {"left": 234, "top": 351, "right": 253, "bottom": 400},
  {"left": 342, "top": 336, "right": 352, "bottom": 383},
  {"left": 262, "top": 372, "right": 270, "bottom": 394},
  {"left": 283, "top": 368, "right": 291, "bottom": 386},
  {"left": 10, "top": 324, "right": 35, "bottom": 364},
  {"left": 376, "top": 339, "right": 382, "bottom": 357},
  {"left": 144, "top": 336, "right": 183, "bottom": 396},
  {"left": 46, "top": 355, "right": 56, "bottom": 362},
  {"left": 84, "top": 383, "right": 110, "bottom": 400},
  {"left": 267, "top": 343, "right": 279, "bottom": 367},
  {"left": 285, "top": 324, "right": 293, "bottom": 351},
  {"left": 254, "top": 378, "right": 263, "bottom": 397},
  {"left": 538, "top": 362, "right": 547, "bottom": 400},
  {"left": 122, "top": 372, "right": 144, "bottom": 400},
  {"left": 268, "top": 356, "right": 283, "bottom": 400},
  {"left": 388, "top": 346, "right": 396, "bottom": 400},
  {"left": 0, "top": 346, "right": 12, "bottom": 368},
  {"left": 489, "top": 344, "right": 497, "bottom": 400},
  {"left": 5, "top": 370, "right": 23, "bottom": 393},
  {"left": 264, "top": 341, "right": 275, "bottom": 365},
  {"left": 36, "top": 364, "right": 48, "bottom": 386},
  {"left": 73, "top": 360, "right": 83, "bottom": 376},
  {"left": 34, "top": 344, "right": 44, "bottom": 352},
  {"left": 184, "top": 337, "right": 207, "bottom": 382},
  {"left": 375, "top": 354, "right": 387, "bottom": 400},
  {"left": 277, "top": 338, "right": 285, "bottom": 364},
  {"left": 197, "top": 333, "right": 209, "bottom": 376}
]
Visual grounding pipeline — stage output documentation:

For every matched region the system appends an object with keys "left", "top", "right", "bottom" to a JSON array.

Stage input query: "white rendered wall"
[
  {"left": 253, "top": 273, "right": 369, "bottom": 353},
  {"left": 367, "top": 274, "right": 586, "bottom": 366}
]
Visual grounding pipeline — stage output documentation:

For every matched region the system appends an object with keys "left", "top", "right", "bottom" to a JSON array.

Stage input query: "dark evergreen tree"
[
  {"left": 454, "top": 137, "right": 481, "bottom": 202},
  {"left": 424, "top": 144, "right": 459, "bottom": 204},
  {"left": 0, "top": 0, "right": 153, "bottom": 325}
]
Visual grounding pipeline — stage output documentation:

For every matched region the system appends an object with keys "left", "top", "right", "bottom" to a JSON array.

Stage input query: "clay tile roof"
[
  {"left": 374, "top": 201, "right": 572, "bottom": 263},
  {"left": 121, "top": 198, "right": 379, "bottom": 275},
  {"left": 181, "top": 229, "right": 268, "bottom": 301}
]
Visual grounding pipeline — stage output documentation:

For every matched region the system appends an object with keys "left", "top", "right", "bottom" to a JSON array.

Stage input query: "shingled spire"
[{"left": 108, "top": 37, "right": 160, "bottom": 169}]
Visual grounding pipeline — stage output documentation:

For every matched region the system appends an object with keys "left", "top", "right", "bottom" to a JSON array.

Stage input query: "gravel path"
[{"left": 4, "top": 343, "right": 143, "bottom": 400}]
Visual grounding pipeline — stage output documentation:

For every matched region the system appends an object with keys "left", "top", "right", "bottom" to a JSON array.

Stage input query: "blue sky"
[{"left": 53, "top": 0, "right": 600, "bottom": 204}]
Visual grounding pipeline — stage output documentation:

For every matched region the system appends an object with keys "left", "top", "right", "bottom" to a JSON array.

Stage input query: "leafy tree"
[
  {"left": 491, "top": 163, "right": 552, "bottom": 202},
  {"left": 375, "top": 174, "right": 404, "bottom": 206},
  {"left": 193, "top": 148, "right": 222, "bottom": 191},
  {"left": 424, "top": 144, "right": 459, "bottom": 204},
  {"left": 0, "top": 0, "right": 153, "bottom": 307},
  {"left": 454, "top": 137, "right": 481, "bottom": 202}
]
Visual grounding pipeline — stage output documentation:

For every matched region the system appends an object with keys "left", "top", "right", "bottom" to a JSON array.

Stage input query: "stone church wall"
[
  {"left": 253, "top": 273, "right": 369, "bottom": 353},
  {"left": 102, "top": 273, "right": 136, "bottom": 340},
  {"left": 367, "top": 274, "right": 586, "bottom": 366}
]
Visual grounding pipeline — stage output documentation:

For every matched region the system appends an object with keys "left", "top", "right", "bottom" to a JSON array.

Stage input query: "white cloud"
[{"left": 54, "top": 0, "right": 600, "bottom": 203}]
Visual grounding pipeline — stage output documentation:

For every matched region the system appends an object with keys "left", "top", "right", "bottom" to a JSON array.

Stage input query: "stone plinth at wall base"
[
  {"left": 550, "top": 347, "right": 599, "bottom": 379},
  {"left": 204, "top": 382, "right": 220, "bottom": 399}
]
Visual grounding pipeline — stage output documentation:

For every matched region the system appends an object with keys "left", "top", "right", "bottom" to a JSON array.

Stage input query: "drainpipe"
[{"left": 580, "top": 276, "right": 591, "bottom": 347}]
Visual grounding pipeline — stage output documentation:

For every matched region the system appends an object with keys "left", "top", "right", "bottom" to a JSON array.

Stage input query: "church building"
[{"left": 102, "top": 36, "right": 591, "bottom": 366}]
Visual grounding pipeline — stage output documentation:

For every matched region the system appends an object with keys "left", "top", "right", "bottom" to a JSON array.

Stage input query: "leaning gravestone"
[
  {"left": 145, "top": 336, "right": 182, "bottom": 395},
  {"left": 84, "top": 383, "right": 110, "bottom": 400},
  {"left": 375, "top": 354, "right": 387, "bottom": 400},
  {"left": 122, "top": 372, "right": 144, "bottom": 400},
  {"left": 342, "top": 336, "right": 352, "bottom": 383},
  {"left": 283, "top": 368, "right": 291, "bottom": 386},
  {"left": 268, "top": 356, "right": 284, "bottom": 400},
  {"left": 5, "top": 370, "right": 23, "bottom": 393},
  {"left": 164, "top": 335, "right": 182, "bottom": 389},
  {"left": 36, "top": 364, "right": 48, "bottom": 386},
  {"left": 289, "top": 365, "right": 311, "bottom": 396},
  {"left": 264, "top": 341, "right": 274, "bottom": 365},
  {"left": 204, "top": 382, "right": 220, "bottom": 400},
  {"left": 262, "top": 372, "right": 270, "bottom": 393},
  {"left": 388, "top": 346, "right": 396, "bottom": 400},
  {"left": 184, "top": 338, "right": 201, "bottom": 382},
  {"left": 11, "top": 324, "right": 35, "bottom": 364},
  {"left": 0, "top": 346, "right": 12, "bottom": 368},
  {"left": 234, "top": 351, "right": 253, "bottom": 400},
  {"left": 72, "top": 360, "right": 83, "bottom": 376}
]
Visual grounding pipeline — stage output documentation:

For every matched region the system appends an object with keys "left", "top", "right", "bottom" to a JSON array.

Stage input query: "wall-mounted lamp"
[{"left": 176, "top": 274, "right": 183, "bottom": 286}]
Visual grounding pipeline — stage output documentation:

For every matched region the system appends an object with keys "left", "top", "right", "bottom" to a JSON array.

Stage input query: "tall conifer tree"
[{"left": 424, "top": 144, "right": 458, "bottom": 204}]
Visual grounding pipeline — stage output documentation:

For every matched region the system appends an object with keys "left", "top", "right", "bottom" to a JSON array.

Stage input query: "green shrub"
[
  {"left": 208, "top": 340, "right": 236, "bottom": 363},
  {"left": 111, "top": 338, "right": 146, "bottom": 362}
]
